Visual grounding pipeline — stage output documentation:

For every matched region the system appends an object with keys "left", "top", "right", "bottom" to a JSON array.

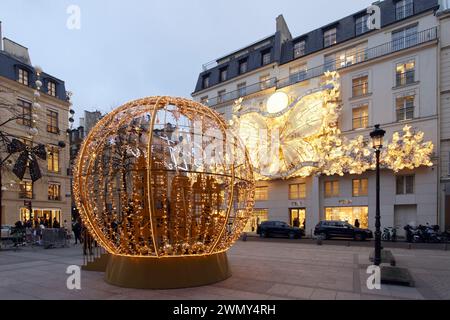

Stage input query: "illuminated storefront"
[
  {"left": 20, "top": 208, "right": 62, "bottom": 223},
  {"left": 290, "top": 208, "right": 306, "bottom": 228},
  {"left": 244, "top": 209, "right": 269, "bottom": 232},
  {"left": 325, "top": 207, "right": 369, "bottom": 229}
]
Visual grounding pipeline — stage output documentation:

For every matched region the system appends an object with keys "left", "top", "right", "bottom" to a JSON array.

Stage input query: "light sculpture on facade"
[{"left": 231, "top": 71, "right": 434, "bottom": 180}]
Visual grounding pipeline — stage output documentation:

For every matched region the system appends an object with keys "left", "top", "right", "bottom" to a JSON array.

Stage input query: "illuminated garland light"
[
  {"left": 232, "top": 71, "right": 434, "bottom": 180},
  {"left": 73, "top": 96, "right": 255, "bottom": 258}
]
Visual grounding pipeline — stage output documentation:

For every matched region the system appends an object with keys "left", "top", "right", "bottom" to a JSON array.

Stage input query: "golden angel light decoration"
[{"left": 73, "top": 96, "right": 255, "bottom": 289}]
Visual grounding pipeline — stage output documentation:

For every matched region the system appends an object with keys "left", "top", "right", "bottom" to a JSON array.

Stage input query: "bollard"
[{"left": 242, "top": 233, "right": 248, "bottom": 242}]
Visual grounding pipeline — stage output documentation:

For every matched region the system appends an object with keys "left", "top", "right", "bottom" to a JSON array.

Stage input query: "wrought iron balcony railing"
[
  {"left": 278, "top": 27, "right": 437, "bottom": 89},
  {"left": 203, "top": 27, "right": 437, "bottom": 107},
  {"left": 203, "top": 77, "right": 277, "bottom": 107},
  {"left": 395, "top": 70, "right": 415, "bottom": 87}
]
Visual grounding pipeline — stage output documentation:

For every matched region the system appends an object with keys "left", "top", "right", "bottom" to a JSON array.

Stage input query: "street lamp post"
[{"left": 370, "top": 124, "right": 386, "bottom": 266}]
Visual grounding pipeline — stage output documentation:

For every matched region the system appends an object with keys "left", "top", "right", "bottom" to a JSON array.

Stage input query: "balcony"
[
  {"left": 396, "top": 106, "right": 415, "bottom": 122},
  {"left": 203, "top": 27, "right": 437, "bottom": 107},
  {"left": 19, "top": 192, "right": 34, "bottom": 199},
  {"left": 279, "top": 27, "right": 437, "bottom": 89},
  {"left": 395, "top": 70, "right": 415, "bottom": 87},
  {"left": 203, "top": 77, "right": 277, "bottom": 107}
]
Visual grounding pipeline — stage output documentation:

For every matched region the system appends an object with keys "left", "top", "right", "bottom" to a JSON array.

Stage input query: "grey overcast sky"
[{"left": 1, "top": 0, "right": 374, "bottom": 119}]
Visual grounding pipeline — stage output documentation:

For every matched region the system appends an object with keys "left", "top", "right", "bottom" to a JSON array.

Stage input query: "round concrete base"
[{"left": 104, "top": 252, "right": 231, "bottom": 289}]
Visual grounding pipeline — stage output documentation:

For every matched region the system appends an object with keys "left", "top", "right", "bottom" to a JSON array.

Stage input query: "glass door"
[{"left": 290, "top": 208, "right": 306, "bottom": 229}]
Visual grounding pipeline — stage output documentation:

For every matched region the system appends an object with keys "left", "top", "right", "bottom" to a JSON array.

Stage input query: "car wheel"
[
  {"left": 288, "top": 232, "right": 296, "bottom": 239},
  {"left": 261, "top": 231, "right": 268, "bottom": 238},
  {"left": 319, "top": 232, "right": 328, "bottom": 240},
  {"left": 354, "top": 234, "right": 365, "bottom": 241}
]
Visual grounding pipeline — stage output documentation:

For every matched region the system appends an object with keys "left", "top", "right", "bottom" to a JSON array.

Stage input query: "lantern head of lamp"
[
  {"left": 370, "top": 124, "right": 386, "bottom": 150},
  {"left": 266, "top": 91, "right": 289, "bottom": 114}
]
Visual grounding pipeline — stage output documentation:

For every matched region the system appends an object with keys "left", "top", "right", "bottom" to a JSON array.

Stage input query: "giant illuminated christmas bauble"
[{"left": 73, "top": 96, "right": 254, "bottom": 289}]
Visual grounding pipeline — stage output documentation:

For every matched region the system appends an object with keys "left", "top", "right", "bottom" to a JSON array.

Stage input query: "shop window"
[
  {"left": 244, "top": 209, "right": 269, "bottom": 233},
  {"left": 325, "top": 207, "right": 369, "bottom": 228}
]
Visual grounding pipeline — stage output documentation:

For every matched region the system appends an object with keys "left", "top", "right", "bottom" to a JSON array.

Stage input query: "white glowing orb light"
[{"left": 266, "top": 91, "right": 289, "bottom": 114}]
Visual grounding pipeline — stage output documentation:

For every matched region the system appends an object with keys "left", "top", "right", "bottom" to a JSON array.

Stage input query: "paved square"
[{"left": 0, "top": 240, "right": 449, "bottom": 300}]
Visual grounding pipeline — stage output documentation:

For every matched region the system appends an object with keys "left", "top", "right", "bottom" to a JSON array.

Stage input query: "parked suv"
[
  {"left": 314, "top": 221, "right": 373, "bottom": 241},
  {"left": 257, "top": 221, "right": 303, "bottom": 239}
]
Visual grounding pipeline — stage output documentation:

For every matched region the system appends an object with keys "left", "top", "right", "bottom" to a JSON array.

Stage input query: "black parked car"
[
  {"left": 314, "top": 221, "right": 373, "bottom": 241},
  {"left": 257, "top": 221, "right": 303, "bottom": 239}
]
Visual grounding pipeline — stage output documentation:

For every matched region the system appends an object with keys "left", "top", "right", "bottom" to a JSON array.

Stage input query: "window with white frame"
[
  {"left": 261, "top": 49, "right": 272, "bottom": 66},
  {"left": 294, "top": 40, "right": 306, "bottom": 58},
  {"left": 356, "top": 15, "right": 370, "bottom": 36},
  {"left": 289, "top": 64, "right": 307, "bottom": 84},
  {"left": 325, "top": 181, "right": 340, "bottom": 198},
  {"left": 217, "top": 90, "right": 226, "bottom": 104},
  {"left": 47, "top": 81, "right": 57, "bottom": 97},
  {"left": 353, "top": 179, "right": 368, "bottom": 197},
  {"left": 219, "top": 67, "right": 228, "bottom": 82},
  {"left": 396, "top": 60, "right": 415, "bottom": 86},
  {"left": 324, "top": 28, "right": 337, "bottom": 47},
  {"left": 239, "top": 59, "right": 248, "bottom": 74},
  {"left": 260, "top": 74, "right": 271, "bottom": 90},
  {"left": 237, "top": 82, "right": 247, "bottom": 97},
  {"left": 18, "top": 68, "right": 29, "bottom": 86},
  {"left": 392, "top": 25, "right": 418, "bottom": 51},
  {"left": 200, "top": 96, "right": 208, "bottom": 105},
  {"left": 396, "top": 175, "right": 415, "bottom": 195},
  {"left": 255, "top": 186, "right": 269, "bottom": 201},
  {"left": 335, "top": 43, "right": 368, "bottom": 69},
  {"left": 352, "top": 75, "right": 369, "bottom": 97},
  {"left": 289, "top": 183, "right": 306, "bottom": 200},
  {"left": 396, "top": 93, "right": 415, "bottom": 121},
  {"left": 352, "top": 104, "right": 369, "bottom": 130},
  {"left": 202, "top": 75, "right": 210, "bottom": 89},
  {"left": 396, "top": 0, "right": 414, "bottom": 21}
]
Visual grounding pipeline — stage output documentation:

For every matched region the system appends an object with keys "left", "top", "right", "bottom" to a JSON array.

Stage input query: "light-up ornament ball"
[{"left": 73, "top": 96, "right": 255, "bottom": 289}]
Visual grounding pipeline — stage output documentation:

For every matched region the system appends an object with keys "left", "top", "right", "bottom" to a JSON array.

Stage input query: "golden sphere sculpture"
[{"left": 73, "top": 96, "right": 255, "bottom": 289}]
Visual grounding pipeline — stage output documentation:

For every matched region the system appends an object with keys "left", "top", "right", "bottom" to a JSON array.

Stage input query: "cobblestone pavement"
[{"left": 0, "top": 241, "right": 449, "bottom": 300}]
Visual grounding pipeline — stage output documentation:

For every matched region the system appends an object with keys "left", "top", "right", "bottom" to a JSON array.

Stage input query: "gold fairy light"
[
  {"left": 231, "top": 71, "right": 434, "bottom": 180},
  {"left": 73, "top": 96, "right": 255, "bottom": 259}
]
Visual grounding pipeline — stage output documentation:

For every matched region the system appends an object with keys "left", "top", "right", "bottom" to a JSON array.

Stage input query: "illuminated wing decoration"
[
  {"left": 231, "top": 71, "right": 434, "bottom": 180},
  {"left": 233, "top": 72, "right": 341, "bottom": 179}
]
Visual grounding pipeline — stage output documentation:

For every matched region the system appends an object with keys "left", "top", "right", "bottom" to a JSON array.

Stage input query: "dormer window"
[
  {"left": 396, "top": 0, "right": 414, "bottom": 20},
  {"left": 324, "top": 28, "right": 337, "bottom": 47},
  {"left": 47, "top": 81, "right": 57, "bottom": 97},
  {"left": 239, "top": 59, "right": 248, "bottom": 74},
  {"left": 356, "top": 15, "right": 370, "bottom": 35},
  {"left": 219, "top": 67, "right": 228, "bottom": 82},
  {"left": 293, "top": 40, "right": 306, "bottom": 58},
  {"left": 18, "top": 68, "right": 29, "bottom": 86},
  {"left": 202, "top": 74, "right": 210, "bottom": 89},
  {"left": 261, "top": 49, "right": 272, "bottom": 66}
]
